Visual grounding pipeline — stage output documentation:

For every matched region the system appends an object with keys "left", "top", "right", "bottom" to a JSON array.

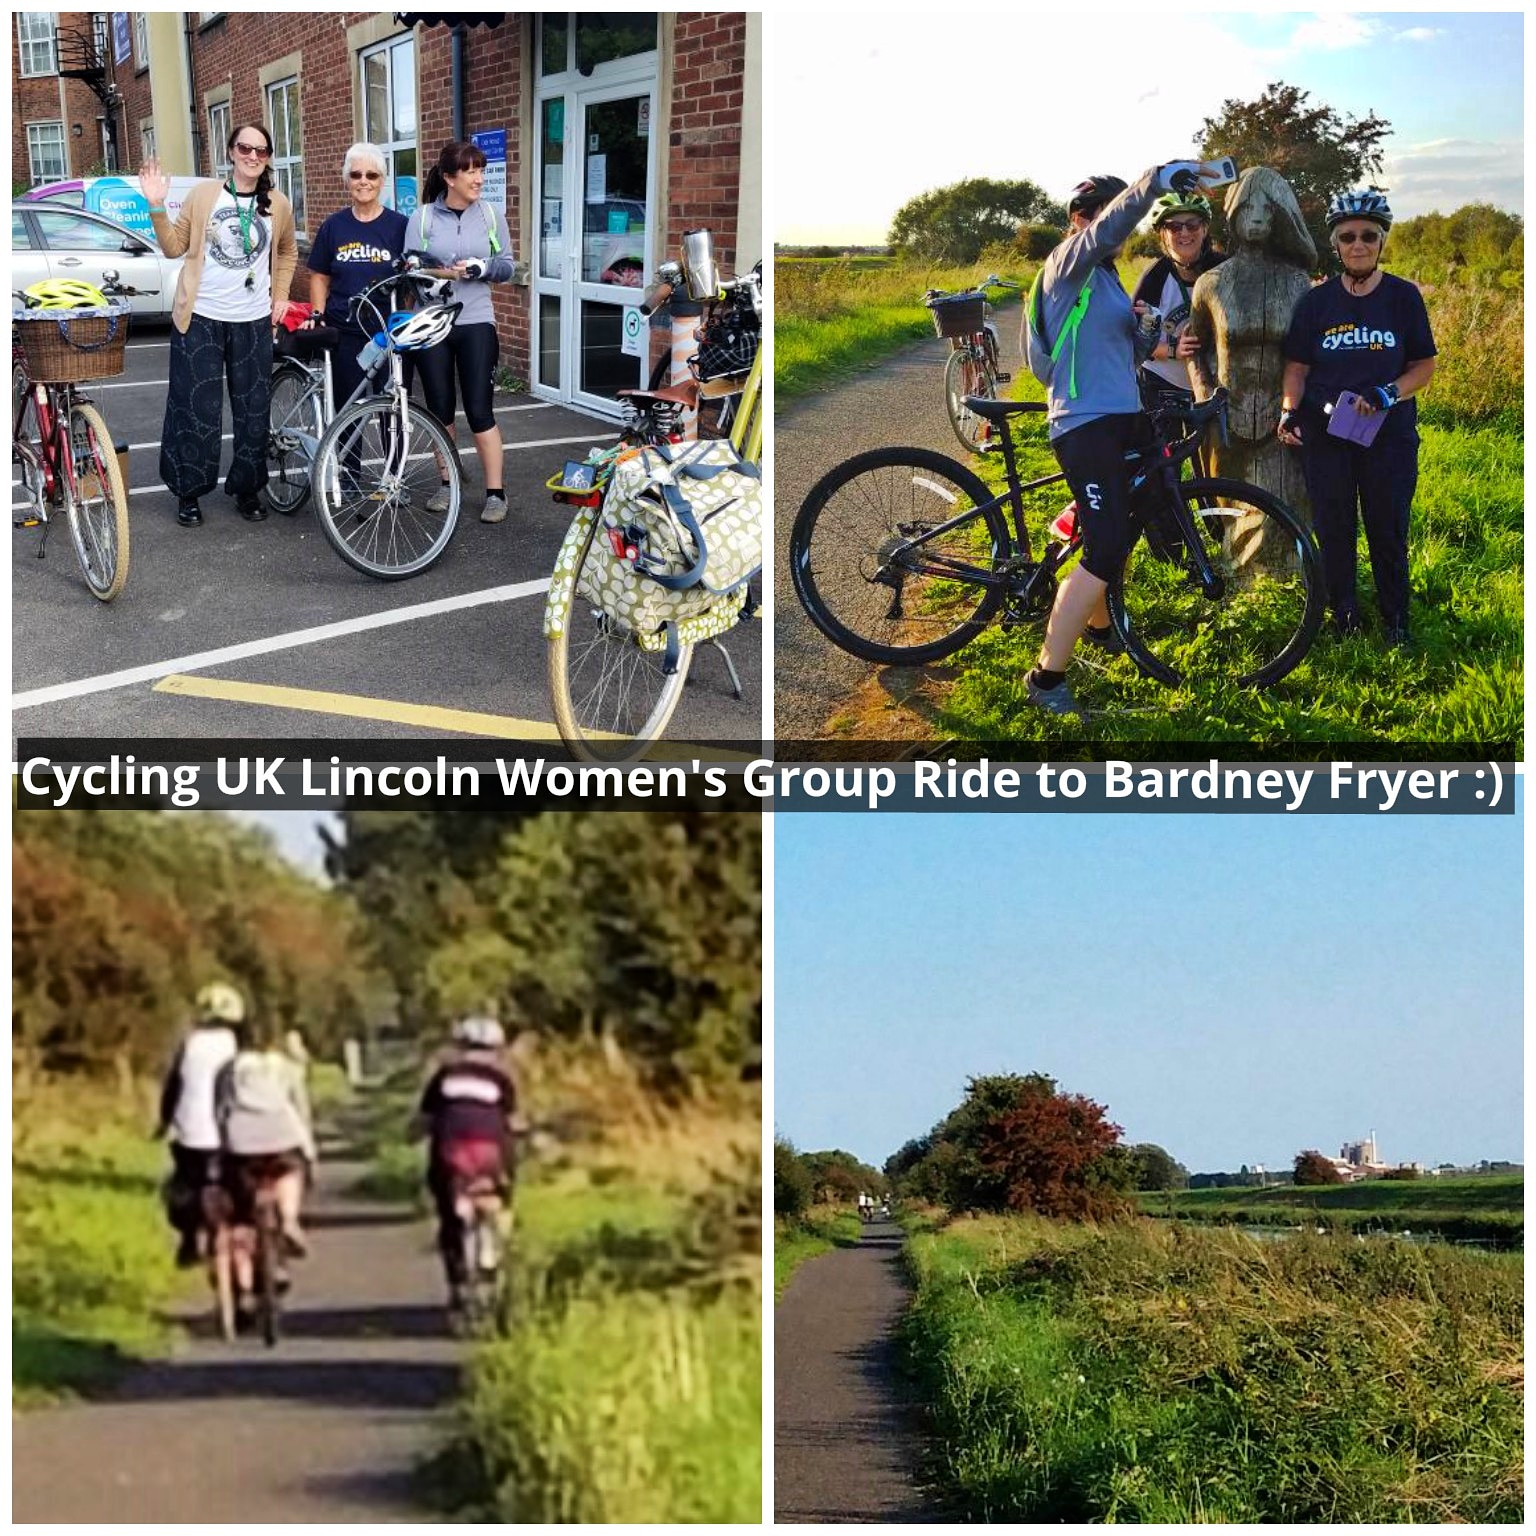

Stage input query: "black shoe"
[
  {"left": 177, "top": 499, "right": 203, "bottom": 527},
  {"left": 236, "top": 495, "right": 268, "bottom": 522},
  {"left": 175, "top": 1232, "right": 200, "bottom": 1269},
  {"left": 1385, "top": 625, "right": 1413, "bottom": 649}
]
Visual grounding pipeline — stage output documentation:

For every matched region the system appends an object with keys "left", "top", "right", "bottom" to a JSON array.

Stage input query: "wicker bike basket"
[
  {"left": 927, "top": 292, "right": 986, "bottom": 339},
  {"left": 15, "top": 303, "right": 131, "bottom": 384}
]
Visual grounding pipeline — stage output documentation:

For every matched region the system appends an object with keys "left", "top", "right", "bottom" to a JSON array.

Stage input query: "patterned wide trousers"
[{"left": 160, "top": 313, "right": 272, "bottom": 501}]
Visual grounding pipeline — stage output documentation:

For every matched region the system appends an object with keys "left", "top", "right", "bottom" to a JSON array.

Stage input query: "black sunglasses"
[
  {"left": 232, "top": 141, "right": 271, "bottom": 159},
  {"left": 1336, "top": 229, "right": 1382, "bottom": 246},
  {"left": 349, "top": 170, "right": 383, "bottom": 181}
]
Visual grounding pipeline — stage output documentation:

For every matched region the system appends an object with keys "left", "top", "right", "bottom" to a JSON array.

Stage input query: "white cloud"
[
  {"left": 1383, "top": 138, "right": 1524, "bottom": 217},
  {"left": 1395, "top": 26, "right": 1441, "bottom": 43},
  {"left": 1288, "top": 13, "right": 1380, "bottom": 52}
]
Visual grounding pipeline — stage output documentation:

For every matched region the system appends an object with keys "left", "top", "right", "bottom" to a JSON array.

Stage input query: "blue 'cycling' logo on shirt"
[{"left": 1321, "top": 322, "right": 1396, "bottom": 352}]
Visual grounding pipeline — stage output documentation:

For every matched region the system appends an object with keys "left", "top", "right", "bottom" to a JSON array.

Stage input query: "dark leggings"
[
  {"left": 161, "top": 313, "right": 272, "bottom": 500},
  {"left": 1052, "top": 412, "right": 1151, "bottom": 581},
  {"left": 1299, "top": 426, "right": 1418, "bottom": 626},
  {"left": 412, "top": 321, "right": 499, "bottom": 435}
]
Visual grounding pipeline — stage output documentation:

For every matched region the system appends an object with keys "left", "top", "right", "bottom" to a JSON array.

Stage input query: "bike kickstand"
[{"left": 705, "top": 638, "right": 744, "bottom": 700}]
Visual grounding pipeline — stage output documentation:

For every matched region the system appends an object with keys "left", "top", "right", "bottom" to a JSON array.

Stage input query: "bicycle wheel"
[
  {"left": 943, "top": 347, "right": 999, "bottom": 455},
  {"left": 548, "top": 514, "right": 692, "bottom": 761},
  {"left": 12, "top": 366, "right": 47, "bottom": 517},
  {"left": 262, "top": 360, "right": 322, "bottom": 515},
  {"left": 790, "top": 446, "right": 1009, "bottom": 666},
  {"left": 65, "top": 402, "right": 129, "bottom": 601},
  {"left": 1111, "top": 476, "right": 1325, "bottom": 689},
  {"left": 312, "top": 395, "right": 461, "bottom": 579},
  {"left": 256, "top": 1206, "right": 282, "bottom": 1348}
]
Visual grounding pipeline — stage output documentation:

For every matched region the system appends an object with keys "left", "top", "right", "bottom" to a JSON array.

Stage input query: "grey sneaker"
[
  {"left": 425, "top": 482, "right": 453, "bottom": 515},
  {"left": 480, "top": 491, "right": 508, "bottom": 524},
  {"left": 1026, "top": 672, "right": 1081, "bottom": 716}
]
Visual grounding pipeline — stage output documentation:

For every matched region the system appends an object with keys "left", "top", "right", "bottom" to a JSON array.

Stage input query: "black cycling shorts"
[
  {"left": 413, "top": 321, "right": 499, "bottom": 434},
  {"left": 1052, "top": 412, "right": 1152, "bottom": 581}
]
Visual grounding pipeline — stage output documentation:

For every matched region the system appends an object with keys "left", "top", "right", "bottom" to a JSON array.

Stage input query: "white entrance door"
[{"left": 533, "top": 71, "right": 657, "bottom": 417}]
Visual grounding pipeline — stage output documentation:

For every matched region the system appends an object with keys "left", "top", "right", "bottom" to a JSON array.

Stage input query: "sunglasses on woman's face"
[
  {"left": 349, "top": 171, "right": 383, "bottom": 181},
  {"left": 1161, "top": 218, "right": 1205, "bottom": 235},
  {"left": 1336, "top": 229, "right": 1382, "bottom": 246},
  {"left": 233, "top": 142, "right": 271, "bottom": 159}
]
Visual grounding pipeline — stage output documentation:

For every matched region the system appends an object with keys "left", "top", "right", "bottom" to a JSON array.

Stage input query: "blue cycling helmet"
[{"left": 1326, "top": 191, "right": 1393, "bottom": 231}]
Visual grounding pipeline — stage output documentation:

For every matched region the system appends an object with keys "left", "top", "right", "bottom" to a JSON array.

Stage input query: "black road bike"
[{"left": 790, "top": 390, "right": 1325, "bottom": 690}]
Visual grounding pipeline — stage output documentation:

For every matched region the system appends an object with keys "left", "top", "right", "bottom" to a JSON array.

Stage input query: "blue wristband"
[{"left": 1371, "top": 382, "right": 1399, "bottom": 410}]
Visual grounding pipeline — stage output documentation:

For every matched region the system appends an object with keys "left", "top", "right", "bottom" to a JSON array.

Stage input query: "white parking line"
[{"left": 12, "top": 576, "right": 552, "bottom": 710}]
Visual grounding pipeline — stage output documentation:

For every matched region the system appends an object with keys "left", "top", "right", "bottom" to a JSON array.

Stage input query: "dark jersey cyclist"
[
  {"left": 1021, "top": 161, "right": 1223, "bottom": 715},
  {"left": 416, "top": 1014, "right": 520, "bottom": 1305},
  {"left": 1278, "top": 191, "right": 1436, "bottom": 644}
]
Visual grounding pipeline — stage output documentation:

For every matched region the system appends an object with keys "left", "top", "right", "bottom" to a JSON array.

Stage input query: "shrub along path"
[
  {"left": 12, "top": 1144, "right": 457, "bottom": 1523},
  {"left": 774, "top": 1219, "right": 943, "bottom": 1523}
]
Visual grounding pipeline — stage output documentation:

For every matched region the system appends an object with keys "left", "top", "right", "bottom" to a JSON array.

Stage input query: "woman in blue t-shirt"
[
  {"left": 1277, "top": 192, "right": 1436, "bottom": 644},
  {"left": 307, "top": 143, "right": 410, "bottom": 415}
]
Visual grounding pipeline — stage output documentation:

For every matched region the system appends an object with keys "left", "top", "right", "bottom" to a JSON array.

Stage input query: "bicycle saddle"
[
  {"left": 275, "top": 325, "right": 340, "bottom": 360},
  {"left": 618, "top": 381, "right": 699, "bottom": 408},
  {"left": 962, "top": 396, "right": 1047, "bottom": 423}
]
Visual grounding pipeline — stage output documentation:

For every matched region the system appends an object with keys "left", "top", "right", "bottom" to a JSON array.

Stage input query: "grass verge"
[
  {"left": 902, "top": 1213, "right": 1523, "bottom": 1522},
  {"left": 774, "top": 1208, "right": 862, "bottom": 1298},
  {"left": 13, "top": 1085, "right": 186, "bottom": 1405}
]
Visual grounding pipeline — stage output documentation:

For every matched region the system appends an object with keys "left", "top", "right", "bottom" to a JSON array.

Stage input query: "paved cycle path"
[
  {"left": 774, "top": 309, "right": 1027, "bottom": 742},
  {"left": 774, "top": 1220, "right": 944, "bottom": 1523},
  {"left": 12, "top": 1151, "right": 458, "bottom": 1524}
]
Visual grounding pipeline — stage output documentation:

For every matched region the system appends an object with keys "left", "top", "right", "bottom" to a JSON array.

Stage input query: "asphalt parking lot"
[{"left": 12, "top": 327, "right": 762, "bottom": 749}]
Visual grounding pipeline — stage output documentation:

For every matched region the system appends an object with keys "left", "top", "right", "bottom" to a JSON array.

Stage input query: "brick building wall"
[
  {"left": 12, "top": 11, "right": 111, "bottom": 189},
  {"left": 666, "top": 12, "right": 746, "bottom": 273}
]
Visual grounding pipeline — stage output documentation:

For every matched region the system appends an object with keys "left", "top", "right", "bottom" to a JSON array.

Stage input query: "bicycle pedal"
[{"left": 14, "top": 515, "right": 42, "bottom": 529}]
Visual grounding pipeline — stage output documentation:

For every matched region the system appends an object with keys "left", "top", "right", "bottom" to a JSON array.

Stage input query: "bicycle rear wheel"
[
  {"left": 548, "top": 514, "right": 692, "bottom": 761},
  {"left": 12, "top": 366, "right": 47, "bottom": 519},
  {"left": 1111, "top": 476, "right": 1325, "bottom": 689},
  {"left": 262, "top": 360, "right": 323, "bottom": 515},
  {"left": 65, "top": 402, "right": 129, "bottom": 601},
  {"left": 312, "top": 395, "right": 461, "bottom": 579},
  {"left": 943, "top": 347, "right": 999, "bottom": 454},
  {"left": 790, "top": 446, "right": 1009, "bottom": 666},
  {"left": 256, "top": 1207, "right": 282, "bottom": 1348}
]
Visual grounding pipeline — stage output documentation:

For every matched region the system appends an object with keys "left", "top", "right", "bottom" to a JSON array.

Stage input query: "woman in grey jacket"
[
  {"left": 405, "top": 141, "right": 517, "bottom": 522},
  {"left": 1021, "top": 161, "right": 1221, "bottom": 715}
]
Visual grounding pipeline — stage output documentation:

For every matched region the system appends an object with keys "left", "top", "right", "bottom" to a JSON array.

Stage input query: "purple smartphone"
[{"left": 1326, "top": 391, "right": 1387, "bottom": 447}]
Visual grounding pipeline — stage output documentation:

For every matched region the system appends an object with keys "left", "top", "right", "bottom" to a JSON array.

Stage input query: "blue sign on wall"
[{"left": 111, "top": 12, "right": 131, "bottom": 66}]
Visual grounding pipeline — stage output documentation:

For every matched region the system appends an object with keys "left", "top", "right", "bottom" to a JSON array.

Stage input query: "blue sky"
[
  {"left": 773, "top": 803, "right": 1523, "bottom": 1173},
  {"left": 227, "top": 811, "right": 337, "bottom": 878},
  {"left": 772, "top": 11, "right": 1523, "bottom": 243}
]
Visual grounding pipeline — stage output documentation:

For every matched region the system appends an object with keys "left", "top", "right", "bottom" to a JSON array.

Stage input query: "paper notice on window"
[{"left": 586, "top": 154, "right": 607, "bottom": 204}]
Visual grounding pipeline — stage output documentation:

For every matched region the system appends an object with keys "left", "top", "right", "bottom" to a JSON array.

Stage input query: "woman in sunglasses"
[
  {"left": 1278, "top": 192, "right": 1437, "bottom": 644},
  {"left": 1132, "top": 191, "right": 1227, "bottom": 413},
  {"left": 140, "top": 124, "right": 297, "bottom": 526},
  {"left": 307, "top": 144, "right": 410, "bottom": 416}
]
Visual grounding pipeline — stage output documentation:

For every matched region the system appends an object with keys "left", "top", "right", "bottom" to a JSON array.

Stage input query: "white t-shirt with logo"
[{"left": 193, "top": 187, "right": 272, "bottom": 323}]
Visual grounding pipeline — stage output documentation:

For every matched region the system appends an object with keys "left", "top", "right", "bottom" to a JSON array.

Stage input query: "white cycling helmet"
[
  {"left": 195, "top": 981, "right": 246, "bottom": 1025},
  {"left": 452, "top": 1014, "right": 505, "bottom": 1049},
  {"left": 381, "top": 303, "right": 460, "bottom": 352}
]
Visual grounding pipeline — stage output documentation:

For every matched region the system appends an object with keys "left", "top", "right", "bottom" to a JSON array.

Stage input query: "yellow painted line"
[
  {"left": 152, "top": 673, "right": 757, "bottom": 761},
  {"left": 154, "top": 673, "right": 564, "bottom": 740}
]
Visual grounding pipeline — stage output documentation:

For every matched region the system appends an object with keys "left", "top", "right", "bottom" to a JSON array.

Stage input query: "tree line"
[
  {"left": 773, "top": 1140, "right": 888, "bottom": 1218},
  {"left": 13, "top": 809, "right": 761, "bottom": 1094}
]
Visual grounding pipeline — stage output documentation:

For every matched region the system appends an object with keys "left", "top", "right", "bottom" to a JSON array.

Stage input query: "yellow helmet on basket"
[{"left": 22, "top": 278, "right": 107, "bottom": 311}]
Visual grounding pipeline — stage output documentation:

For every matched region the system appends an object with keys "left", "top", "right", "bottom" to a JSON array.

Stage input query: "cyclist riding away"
[
  {"left": 215, "top": 1015, "right": 318, "bottom": 1278},
  {"left": 1021, "top": 160, "right": 1224, "bottom": 716},
  {"left": 157, "top": 982, "right": 243, "bottom": 1267},
  {"left": 415, "top": 1014, "right": 521, "bottom": 1311}
]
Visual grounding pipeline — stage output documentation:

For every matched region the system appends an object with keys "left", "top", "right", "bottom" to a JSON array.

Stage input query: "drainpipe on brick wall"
[
  {"left": 451, "top": 25, "right": 466, "bottom": 141},
  {"left": 183, "top": 12, "right": 201, "bottom": 175}
]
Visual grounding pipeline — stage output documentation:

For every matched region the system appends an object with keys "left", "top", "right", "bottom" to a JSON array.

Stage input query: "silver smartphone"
[{"left": 1199, "top": 156, "right": 1239, "bottom": 190}]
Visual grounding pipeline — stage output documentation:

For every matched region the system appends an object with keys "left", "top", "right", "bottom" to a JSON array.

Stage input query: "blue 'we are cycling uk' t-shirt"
[
  {"left": 306, "top": 206, "right": 410, "bottom": 330},
  {"left": 1283, "top": 272, "right": 1436, "bottom": 446}
]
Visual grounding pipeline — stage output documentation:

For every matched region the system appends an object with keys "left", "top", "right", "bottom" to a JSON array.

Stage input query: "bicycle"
[
  {"left": 210, "top": 1155, "right": 294, "bottom": 1349},
  {"left": 925, "top": 276, "right": 1021, "bottom": 455},
  {"left": 544, "top": 248, "right": 762, "bottom": 761},
  {"left": 790, "top": 388, "right": 1325, "bottom": 691},
  {"left": 12, "top": 272, "right": 134, "bottom": 600},
  {"left": 264, "top": 260, "right": 466, "bottom": 578}
]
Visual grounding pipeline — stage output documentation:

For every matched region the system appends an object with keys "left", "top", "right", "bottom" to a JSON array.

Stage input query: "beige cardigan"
[{"left": 149, "top": 179, "right": 298, "bottom": 333}]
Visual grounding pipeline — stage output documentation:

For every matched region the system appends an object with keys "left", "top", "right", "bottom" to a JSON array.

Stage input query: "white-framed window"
[
  {"left": 538, "top": 12, "right": 657, "bottom": 77},
  {"left": 208, "top": 101, "right": 231, "bottom": 180},
  {"left": 359, "top": 33, "right": 416, "bottom": 216},
  {"left": 26, "top": 121, "right": 67, "bottom": 184},
  {"left": 17, "top": 13, "right": 58, "bottom": 77},
  {"left": 133, "top": 12, "right": 148, "bottom": 68},
  {"left": 91, "top": 12, "right": 108, "bottom": 63},
  {"left": 140, "top": 122, "right": 155, "bottom": 161},
  {"left": 265, "top": 77, "right": 304, "bottom": 232}
]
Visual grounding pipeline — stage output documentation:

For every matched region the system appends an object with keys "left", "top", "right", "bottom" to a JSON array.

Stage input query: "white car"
[{"left": 11, "top": 202, "right": 183, "bottom": 322}]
